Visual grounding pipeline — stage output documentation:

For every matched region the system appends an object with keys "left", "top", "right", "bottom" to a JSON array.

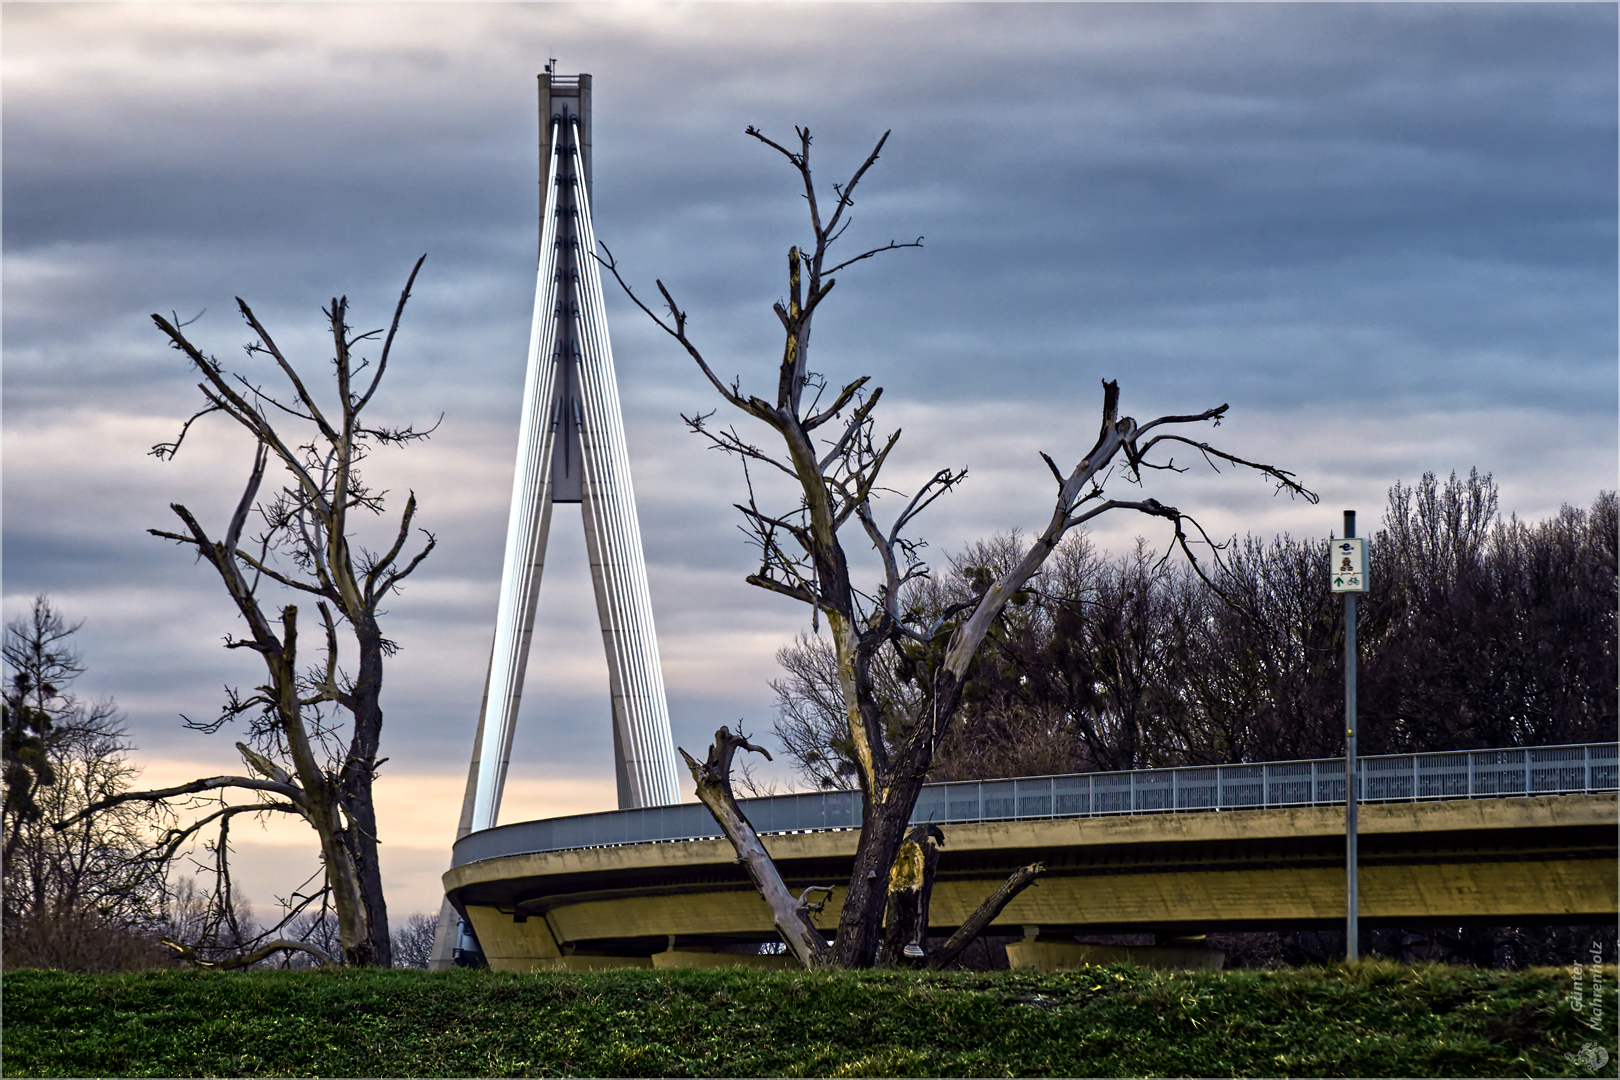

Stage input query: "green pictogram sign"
[{"left": 1329, "top": 537, "right": 1368, "bottom": 593}]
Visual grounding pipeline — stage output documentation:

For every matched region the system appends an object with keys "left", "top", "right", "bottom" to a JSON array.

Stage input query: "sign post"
[{"left": 1330, "top": 513, "right": 1368, "bottom": 962}]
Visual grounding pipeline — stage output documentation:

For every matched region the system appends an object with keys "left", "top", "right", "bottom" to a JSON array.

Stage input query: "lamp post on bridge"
[{"left": 1330, "top": 510, "right": 1369, "bottom": 961}]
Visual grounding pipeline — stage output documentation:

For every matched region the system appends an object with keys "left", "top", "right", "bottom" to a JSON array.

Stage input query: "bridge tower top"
[{"left": 538, "top": 70, "right": 592, "bottom": 242}]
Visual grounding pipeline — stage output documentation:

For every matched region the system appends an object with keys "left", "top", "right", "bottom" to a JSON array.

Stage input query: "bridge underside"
[{"left": 444, "top": 794, "right": 1617, "bottom": 971}]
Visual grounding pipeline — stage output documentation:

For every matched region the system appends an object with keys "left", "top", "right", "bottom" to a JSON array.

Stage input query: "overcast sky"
[{"left": 5, "top": 3, "right": 1615, "bottom": 921}]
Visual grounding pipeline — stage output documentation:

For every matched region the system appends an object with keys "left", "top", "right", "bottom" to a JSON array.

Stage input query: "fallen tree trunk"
[
  {"left": 927, "top": 862, "right": 1044, "bottom": 971},
  {"left": 161, "top": 936, "right": 338, "bottom": 970},
  {"left": 680, "top": 727, "right": 832, "bottom": 970}
]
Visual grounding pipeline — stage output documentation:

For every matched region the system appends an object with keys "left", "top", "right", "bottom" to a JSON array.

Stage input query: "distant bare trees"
[
  {"left": 2, "top": 597, "right": 170, "bottom": 972},
  {"left": 390, "top": 912, "right": 438, "bottom": 969},
  {"left": 773, "top": 472, "right": 1616, "bottom": 786},
  {"left": 608, "top": 125, "right": 1314, "bottom": 969},
  {"left": 1183, "top": 471, "right": 1615, "bottom": 759},
  {"left": 1361, "top": 472, "right": 1616, "bottom": 752}
]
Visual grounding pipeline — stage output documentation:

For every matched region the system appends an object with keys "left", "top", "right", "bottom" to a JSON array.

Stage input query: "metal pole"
[{"left": 1343, "top": 509, "right": 1359, "bottom": 963}]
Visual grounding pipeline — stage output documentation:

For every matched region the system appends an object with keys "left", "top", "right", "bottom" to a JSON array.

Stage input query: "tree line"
[
  {"left": 768, "top": 469, "right": 1615, "bottom": 969},
  {"left": 0, "top": 596, "right": 442, "bottom": 972},
  {"left": 773, "top": 469, "right": 1617, "bottom": 788}
]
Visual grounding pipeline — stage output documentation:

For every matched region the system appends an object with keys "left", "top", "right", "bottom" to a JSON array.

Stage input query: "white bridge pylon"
[
  {"left": 431, "top": 74, "right": 681, "bottom": 969},
  {"left": 467, "top": 98, "right": 682, "bottom": 835}
]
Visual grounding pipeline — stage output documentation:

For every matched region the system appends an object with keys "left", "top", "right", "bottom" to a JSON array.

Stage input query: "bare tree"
[
  {"left": 606, "top": 127, "right": 1316, "bottom": 969},
  {"left": 57, "top": 259, "right": 436, "bottom": 968},
  {"left": 1363, "top": 473, "right": 1616, "bottom": 752},
  {"left": 157, "top": 876, "right": 279, "bottom": 968},
  {"left": 772, "top": 629, "right": 916, "bottom": 792},
  {"left": 779, "top": 532, "right": 1205, "bottom": 785},
  {"left": 390, "top": 911, "right": 438, "bottom": 969},
  {"left": 3, "top": 597, "right": 171, "bottom": 972}
]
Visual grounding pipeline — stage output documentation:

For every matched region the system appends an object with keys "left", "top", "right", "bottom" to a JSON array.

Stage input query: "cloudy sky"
[{"left": 5, "top": 3, "right": 1615, "bottom": 922}]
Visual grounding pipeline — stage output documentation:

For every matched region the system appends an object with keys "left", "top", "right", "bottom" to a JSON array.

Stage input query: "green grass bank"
[{"left": 3, "top": 961, "right": 1614, "bottom": 1077}]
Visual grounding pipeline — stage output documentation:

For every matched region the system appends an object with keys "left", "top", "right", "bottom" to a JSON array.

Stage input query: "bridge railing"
[
  {"left": 451, "top": 741, "right": 1617, "bottom": 867},
  {"left": 911, "top": 742, "right": 1617, "bottom": 823}
]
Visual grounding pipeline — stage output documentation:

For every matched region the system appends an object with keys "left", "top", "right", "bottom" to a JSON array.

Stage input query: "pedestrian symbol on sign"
[{"left": 1329, "top": 538, "right": 1368, "bottom": 593}]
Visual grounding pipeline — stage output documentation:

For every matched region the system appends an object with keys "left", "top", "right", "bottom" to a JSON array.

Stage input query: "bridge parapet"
[{"left": 453, "top": 742, "right": 1617, "bottom": 868}]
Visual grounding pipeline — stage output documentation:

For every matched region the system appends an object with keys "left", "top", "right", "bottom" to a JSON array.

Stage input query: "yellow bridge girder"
[{"left": 445, "top": 793, "right": 1616, "bottom": 970}]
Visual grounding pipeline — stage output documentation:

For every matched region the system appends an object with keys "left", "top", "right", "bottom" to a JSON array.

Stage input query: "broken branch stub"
[
  {"left": 927, "top": 861, "right": 1044, "bottom": 971},
  {"left": 879, "top": 823, "right": 944, "bottom": 965},
  {"left": 679, "top": 726, "right": 831, "bottom": 970}
]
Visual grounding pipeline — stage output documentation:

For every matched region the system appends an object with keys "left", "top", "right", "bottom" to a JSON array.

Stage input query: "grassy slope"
[{"left": 3, "top": 961, "right": 1614, "bottom": 1077}]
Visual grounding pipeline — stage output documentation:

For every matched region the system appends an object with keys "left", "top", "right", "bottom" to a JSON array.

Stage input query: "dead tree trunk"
[
  {"left": 56, "top": 260, "right": 435, "bottom": 968},
  {"left": 611, "top": 125, "right": 1317, "bottom": 969},
  {"left": 680, "top": 727, "right": 832, "bottom": 970}
]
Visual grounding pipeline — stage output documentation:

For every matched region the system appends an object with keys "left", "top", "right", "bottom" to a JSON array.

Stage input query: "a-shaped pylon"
[
  {"left": 431, "top": 75, "right": 681, "bottom": 967},
  {"left": 430, "top": 74, "right": 677, "bottom": 971},
  {"left": 466, "top": 80, "right": 680, "bottom": 832}
]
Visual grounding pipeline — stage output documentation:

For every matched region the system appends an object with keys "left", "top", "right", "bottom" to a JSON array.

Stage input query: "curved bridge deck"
[{"left": 444, "top": 744, "right": 1618, "bottom": 970}]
